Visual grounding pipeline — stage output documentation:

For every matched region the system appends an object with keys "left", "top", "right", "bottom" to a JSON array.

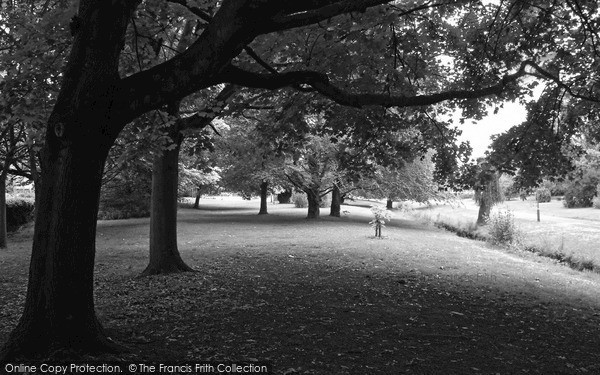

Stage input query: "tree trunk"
[
  {"left": 386, "top": 199, "right": 393, "bottom": 210},
  {"left": 193, "top": 188, "right": 201, "bottom": 209},
  {"left": 141, "top": 131, "right": 194, "bottom": 276},
  {"left": 0, "top": 142, "right": 118, "bottom": 360},
  {"left": 0, "top": 173, "right": 7, "bottom": 249},
  {"left": 477, "top": 198, "right": 491, "bottom": 226},
  {"left": 306, "top": 189, "right": 321, "bottom": 219},
  {"left": 330, "top": 184, "right": 341, "bottom": 217},
  {"left": 258, "top": 180, "right": 268, "bottom": 215}
]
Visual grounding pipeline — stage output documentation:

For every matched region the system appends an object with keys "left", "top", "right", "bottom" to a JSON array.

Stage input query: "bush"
[
  {"left": 291, "top": 192, "right": 308, "bottom": 208},
  {"left": 563, "top": 183, "right": 596, "bottom": 208},
  {"left": 535, "top": 188, "right": 551, "bottom": 203},
  {"left": 593, "top": 196, "right": 600, "bottom": 209},
  {"left": 98, "top": 193, "right": 151, "bottom": 220},
  {"left": 6, "top": 196, "right": 35, "bottom": 231},
  {"left": 487, "top": 208, "right": 521, "bottom": 247},
  {"left": 277, "top": 190, "right": 292, "bottom": 204}
]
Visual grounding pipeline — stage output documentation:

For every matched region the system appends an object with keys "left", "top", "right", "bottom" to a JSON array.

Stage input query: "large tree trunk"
[
  {"left": 330, "top": 183, "right": 341, "bottom": 217},
  {"left": 386, "top": 199, "right": 393, "bottom": 210},
  {"left": 258, "top": 180, "right": 269, "bottom": 215},
  {"left": 0, "top": 173, "right": 7, "bottom": 249},
  {"left": 0, "top": 1, "right": 137, "bottom": 360},
  {"left": 0, "top": 141, "right": 118, "bottom": 360},
  {"left": 306, "top": 188, "right": 321, "bottom": 219},
  {"left": 141, "top": 130, "right": 194, "bottom": 276}
]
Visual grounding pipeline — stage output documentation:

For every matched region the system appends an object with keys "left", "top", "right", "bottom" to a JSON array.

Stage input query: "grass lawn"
[
  {"left": 410, "top": 198, "right": 600, "bottom": 267},
  {"left": 1, "top": 199, "right": 600, "bottom": 374}
]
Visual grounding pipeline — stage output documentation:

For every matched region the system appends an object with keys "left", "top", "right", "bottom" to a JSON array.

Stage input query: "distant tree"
[
  {"left": 562, "top": 146, "right": 600, "bottom": 208},
  {"left": 358, "top": 151, "right": 449, "bottom": 208},
  {"left": 217, "top": 116, "right": 287, "bottom": 215},
  {"left": 473, "top": 159, "right": 503, "bottom": 226},
  {"left": 285, "top": 136, "right": 340, "bottom": 219}
]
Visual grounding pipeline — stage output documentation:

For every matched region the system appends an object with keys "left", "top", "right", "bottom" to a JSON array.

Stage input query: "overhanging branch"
[
  {"left": 221, "top": 61, "right": 534, "bottom": 108},
  {"left": 180, "top": 84, "right": 237, "bottom": 131}
]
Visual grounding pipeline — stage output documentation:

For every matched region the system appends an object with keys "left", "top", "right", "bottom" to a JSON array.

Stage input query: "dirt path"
[{"left": 1, "top": 200, "right": 600, "bottom": 374}]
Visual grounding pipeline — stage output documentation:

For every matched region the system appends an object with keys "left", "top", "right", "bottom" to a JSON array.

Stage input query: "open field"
[
  {"left": 409, "top": 198, "right": 600, "bottom": 267},
  {"left": 1, "top": 199, "right": 600, "bottom": 374}
]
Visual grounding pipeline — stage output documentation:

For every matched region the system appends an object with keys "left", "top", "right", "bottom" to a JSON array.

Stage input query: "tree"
[
  {"left": 0, "top": 1, "right": 68, "bottom": 247},
  {"left": 474, "top": 159, "right": 503, "bottom": 226},
  {"left": 178, "top": 136, "right": 221, "bottom": 209},
  {"left": 3, "top": 0, "right": 600, "bottom": 360},
  {"left": 143, "top": 85, "right": 234, "bottom": 276},
  {"left": 285, "top": 135, "right": 340, "bottom": 219},
  {"left": 488, "top": 88, "right": 583, "bottom": 190},
  {"left": 358, "top": 151, "right": 449, "bottom": 208},
  {"left": 216, "top": 116, "right": 287, "bottom": 215},
  {"left": 562, "top": 146, "right": 600, "bottom": 208}
]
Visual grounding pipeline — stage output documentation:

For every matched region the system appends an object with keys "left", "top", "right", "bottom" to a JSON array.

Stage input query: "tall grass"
[{"left": 408, "top": 205, "right": 600, "bottom": 274}]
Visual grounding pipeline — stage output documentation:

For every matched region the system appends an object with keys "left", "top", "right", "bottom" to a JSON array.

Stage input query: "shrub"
[
  {"left": 98, "top": 194, "right": 151, "bottom": 220},
  {"left": 593, "top": 196, "right": 600, "bottom": 209},
  {"left": 277, "top": 190, "right": 292, "bottom": 204},
  {"left": 535, "top": 188, "right": 551, "bottom": 203},
  {"left": 291, "top": 192, "right": 307, "bottom": 208},
  {"left": 563, "top": 182, "right": 596, "bottom": 208},
  {"left": 6, "top": 196, "right": 35, "bottom": 231},
  {"left": 487, "top": 208, "right": 521, "bottom": 247}
]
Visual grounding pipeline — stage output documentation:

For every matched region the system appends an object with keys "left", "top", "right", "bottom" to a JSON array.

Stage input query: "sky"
[{"left": 455, "top": 101, "right": 528, "bottom": 159}]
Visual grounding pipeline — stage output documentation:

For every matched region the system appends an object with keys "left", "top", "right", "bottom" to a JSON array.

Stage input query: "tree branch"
[
  {"left": 179, "top": 84, "right": 237, "bottom": 131},
  {"left": 221, "top": 62, "right": 534, "bottom": 108},
  {"left": 265, "top": 0, "right": 392, "bottom": 33},
  {"left": 167, "top": 0, "right": 212, "bottom": 22},
  {"left": 526, "top": 61, "right": 600, "bottom": 103}
]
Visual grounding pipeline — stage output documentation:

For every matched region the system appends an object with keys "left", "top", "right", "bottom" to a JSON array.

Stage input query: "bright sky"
[{"left": 455, "top": 101, "right": 528, "bottom": 158}]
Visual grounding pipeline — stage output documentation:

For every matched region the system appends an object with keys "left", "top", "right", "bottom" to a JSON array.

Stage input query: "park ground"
[{"left": 1, "top": 198, "right": 600, "bottom": 374}]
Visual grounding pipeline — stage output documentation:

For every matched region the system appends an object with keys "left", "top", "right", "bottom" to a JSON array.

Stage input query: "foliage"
[
  {"left": 291, "top": 192, "right": 308, "bottom": 208},
  {"left": 277, "top": 190, "right": 292, "bottom": 204},
  {"left": 488, "top": 89, "right": 582, "bottom": 190},
  {"left": 5, "top": 196, "right": 34, "bottom": 231},
  {"left": 563, "top": 183, "right": 596, "bottom": 208},
  {"left": 540, "top": 179, "right": 568, "bottom": 196},
  {"left": 487, "top": 208, "right": 521, "bottom": 247},
  {"left": 535, "top": 188, "right": 552, "bottom": 203},
  {"left": 178, "top": 165, "right": 220, "bottom": 198},
  {"left": 357, "top": 150, "right": 452, "bottom": 204},
  {"left": 499, "top": 175, "right": 518, "bottom": 200},
  {"left": 216, "top": 117, "right": 287, "bottom": 199},
  {"left": 178, "top": 132, "right": 221, "bottom": 198},
  {"left": 561, "top": 147, "right": 600, "bottom": 208},
  {"left": 592, "top": 196, "right": 600, "bottom": 210}
]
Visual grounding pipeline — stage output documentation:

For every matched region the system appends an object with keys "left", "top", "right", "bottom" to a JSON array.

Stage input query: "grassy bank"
[{"left": 407, "top": 198, "right": 600, "bottom": 274}]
